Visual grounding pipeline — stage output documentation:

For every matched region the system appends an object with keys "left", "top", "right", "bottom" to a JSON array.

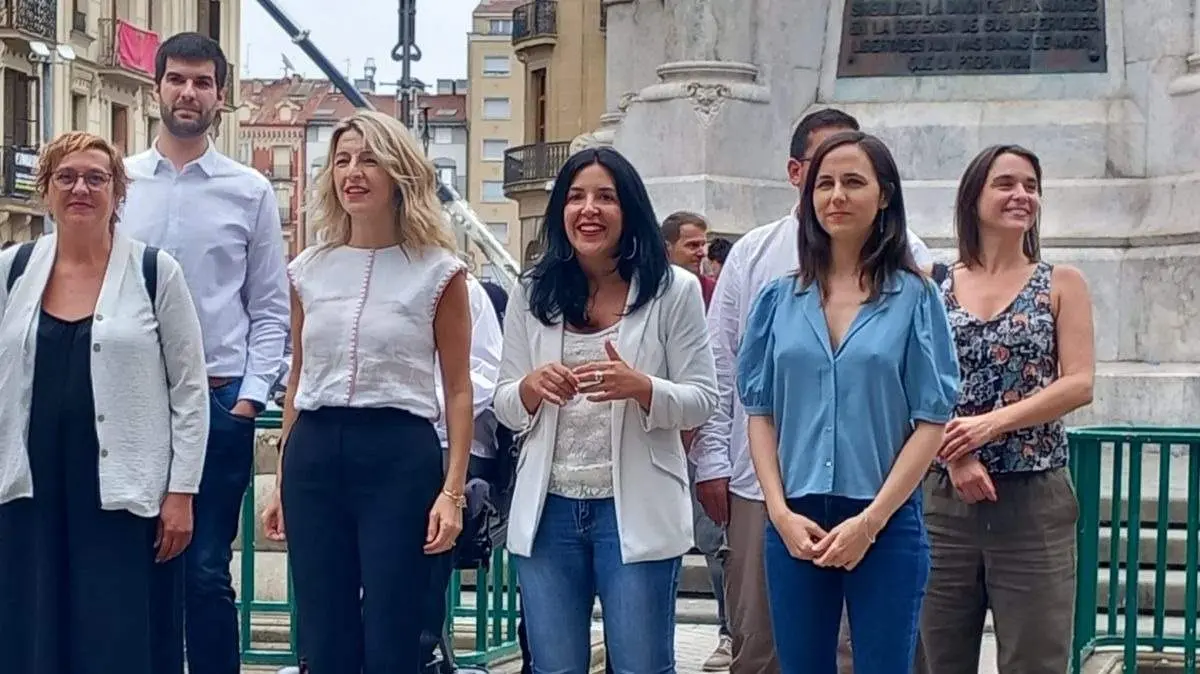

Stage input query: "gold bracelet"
[{"left": 441, "top": 489, "right": 467, "bottom": 509}]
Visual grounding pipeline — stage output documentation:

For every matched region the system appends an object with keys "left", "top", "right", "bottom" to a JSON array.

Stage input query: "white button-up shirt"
[
  {"left": 690, "top": 210, "right": 934, "bottom": 501},
  {"left": 120, "top": 141, "right": 290, "bottom": 405},
  {"left": 435, "top": 274, "right": 504, "bottom": 458}
]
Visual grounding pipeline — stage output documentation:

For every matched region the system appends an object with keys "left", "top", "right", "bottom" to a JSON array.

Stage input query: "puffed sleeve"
[
  {"left": 904, "top": 278, "right": 961, "bottom": 424},
  {"left": 736, "top": 278, "right": 783, "bottom": 418}
]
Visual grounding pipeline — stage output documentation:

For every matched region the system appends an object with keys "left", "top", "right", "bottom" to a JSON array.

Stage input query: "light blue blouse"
[{"left": 736, "top": 271, "right": 960, "bottom": 501}]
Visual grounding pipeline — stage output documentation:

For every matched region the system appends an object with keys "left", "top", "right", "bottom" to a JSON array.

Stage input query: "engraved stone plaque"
[{"left": 837, "top": 0, "right": 1107, "bottom": 77}]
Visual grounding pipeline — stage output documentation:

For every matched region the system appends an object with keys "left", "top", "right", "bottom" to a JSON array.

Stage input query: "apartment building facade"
[
  {"left": 1, "top": 0, "right": 242, "bottom": 245},
  {"left": 503, "top": 0, "right": 606, "bottom": 266},
  {"left": 418, "top": 79, "right": 468, "bottom": 200},
  {"left": 467, "top": 0, "right": 524, "bottom": 276}
]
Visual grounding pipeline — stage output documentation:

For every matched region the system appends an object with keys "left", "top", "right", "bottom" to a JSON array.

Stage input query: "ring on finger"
[{"left": 594, "top": 371, "right": 604, "bottom": 384}]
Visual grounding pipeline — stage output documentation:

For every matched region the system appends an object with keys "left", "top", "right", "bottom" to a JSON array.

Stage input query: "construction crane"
[{"left": 253, "top": 0, "right": 522, "bottom": 288}]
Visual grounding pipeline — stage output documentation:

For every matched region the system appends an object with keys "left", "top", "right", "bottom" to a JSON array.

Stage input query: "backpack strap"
[
  {"left": 142, "top": 245, "right": 159, "bottom": 308},
  {"left": 5, "top": 241, "right": 35, "bottom": 294},
  {"left": 3, "top": 242, "right": 159, "bottom": 306}
]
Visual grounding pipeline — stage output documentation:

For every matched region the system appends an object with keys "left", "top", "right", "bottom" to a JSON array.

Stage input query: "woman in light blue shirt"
[{"left": 737, "top": 131, "right": 960, "bottom": 673}]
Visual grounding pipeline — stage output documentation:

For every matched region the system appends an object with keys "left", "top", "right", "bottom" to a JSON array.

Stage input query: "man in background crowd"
[
  {"left": 707, "top": 236, "right": 732, "bottom": 281},
  {"left": 662, "top": 210, "right": 716, "bottom": 305},
  {"left": 662, "top": 211, "right": 733, "bottom": 671}
]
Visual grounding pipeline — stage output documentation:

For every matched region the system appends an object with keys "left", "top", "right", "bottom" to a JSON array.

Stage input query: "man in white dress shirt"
[
  {"left": 690, "top": 109, "right": 934, "bottom": 674},
  {"left": 425, "top": 272, "right": 504, "bottom": 670},
  {"left": 120, "top": 33, "right": 289, "bottom": 674},
  {"left": 434, "top": 273, "right": 504, "bottom": 481}
]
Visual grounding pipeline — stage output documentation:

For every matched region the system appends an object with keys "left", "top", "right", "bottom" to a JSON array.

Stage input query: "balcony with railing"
[
  {"left": 0, "top": 0, "right": 56, "bottom": 41},
  {"left": 98, "top": 18, "right": 160, "bottom": 86},
  {"left": 511, "top": 0, "right": 556, "bottom": 50},
  {"left": 503, "top": 141, "right": 571, "bottom": 195}
]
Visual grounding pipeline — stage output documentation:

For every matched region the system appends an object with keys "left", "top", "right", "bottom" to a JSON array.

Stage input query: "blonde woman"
[
  {"left": 260, "top": 111, "right": 473, "bottom": 673},
  {"left": 0, "top": 132, "right": 209, "bottom": 674}
]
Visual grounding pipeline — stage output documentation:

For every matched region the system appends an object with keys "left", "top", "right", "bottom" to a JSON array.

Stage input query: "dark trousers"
[
  {"left": 917, "top": 469, "right": 1078, "bottom": 674},
  {"left": 765, "top": 495, "right": 929, "bottom": 674},
  {"left": 283, "top": 406, "right": 444, "bottom": 674},
  {"left": 185, "top": 380, "right": 257, "bottom": 674}
]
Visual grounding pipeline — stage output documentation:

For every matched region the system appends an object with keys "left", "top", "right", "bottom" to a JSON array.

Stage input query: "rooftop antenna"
[{"left": 281, "top": 53, "right": 295, "bottom": 77}]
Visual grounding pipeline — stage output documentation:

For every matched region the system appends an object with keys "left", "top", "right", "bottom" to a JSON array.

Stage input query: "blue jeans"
[
  {"left": 516, "top": 495, "right": 681, "bottom": 674},
  {"left": 764, "top": 495, "right": 929, "bottom": 674},
  {"left": 185, "top": 380, "right": 256, "bottom": 674}
]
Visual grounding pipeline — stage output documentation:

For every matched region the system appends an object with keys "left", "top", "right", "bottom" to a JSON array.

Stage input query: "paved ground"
[
  {"left": 245, "top": 621, "right": 1001, "bottom": 673},
  {"left": 672, "top": 623, "right": 1000, "bottom": 674}
]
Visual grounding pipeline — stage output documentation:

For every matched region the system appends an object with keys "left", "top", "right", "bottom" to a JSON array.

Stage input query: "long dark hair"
[
  {"left": 796, "top": 131, "right": 919, "bottom": 302},
  {"left": 524, "top": 147, "right": 672, "bottom": 328},
  {"left": 955, "top": 144, "right": 1043, "bottom": 268}
]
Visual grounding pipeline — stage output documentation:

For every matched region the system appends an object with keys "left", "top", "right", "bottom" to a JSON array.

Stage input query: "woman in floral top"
[{"left": 918, "top": 145, "right": 1096, "bottom": 674}]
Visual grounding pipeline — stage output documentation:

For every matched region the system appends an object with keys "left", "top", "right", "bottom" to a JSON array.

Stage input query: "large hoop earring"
[
  {"left": 555, "top": 246, "right": 576, "bottom": 262},
  {"left": 622, "top": 237, "right": 639, "bottom": 261}
]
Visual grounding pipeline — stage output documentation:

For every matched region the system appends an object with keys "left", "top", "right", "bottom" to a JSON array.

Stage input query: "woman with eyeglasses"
[{"left": 0, "top": 132, "right": 209, "bottom": 674}]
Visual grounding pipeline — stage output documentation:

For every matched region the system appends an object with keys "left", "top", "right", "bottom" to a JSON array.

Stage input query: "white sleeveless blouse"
[{"left": 287, "top": 244, "right": 466, "bottom": 420}]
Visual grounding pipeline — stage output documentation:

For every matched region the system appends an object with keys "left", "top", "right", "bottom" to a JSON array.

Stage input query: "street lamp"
[{"left": 28, "top": 41, "right": 77, "bottom": 144}]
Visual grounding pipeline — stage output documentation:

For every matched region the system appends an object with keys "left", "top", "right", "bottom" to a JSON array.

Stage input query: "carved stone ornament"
[
  {"left": 684, "top": 82, "right": 731, "bottom": 126},
  {"left": 142, "top": 89, "right": 161, "bottom": 116},
  {"left": 636, "top": 60, "right": 769, "bottom": 127}
]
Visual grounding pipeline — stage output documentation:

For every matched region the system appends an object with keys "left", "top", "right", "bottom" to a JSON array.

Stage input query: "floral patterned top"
[{"left": 942, "top": 261, "right": 1067, "bottom": 474}]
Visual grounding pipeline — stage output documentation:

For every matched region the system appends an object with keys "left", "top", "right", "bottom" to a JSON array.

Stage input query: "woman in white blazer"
[
  {"left": 0, "top": 132, "right": 209, "bottom": 674},
  {"left": 495, "top": 146, "right": 718, "bottom": 674}
]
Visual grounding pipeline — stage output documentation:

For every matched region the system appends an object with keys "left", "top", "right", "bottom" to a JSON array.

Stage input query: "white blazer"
[
  {"left": 495, "top": 266, "right": 718, "bottom": 564},
  {"left": 0, "top": 233, "right": 209, "bottom": 517}
]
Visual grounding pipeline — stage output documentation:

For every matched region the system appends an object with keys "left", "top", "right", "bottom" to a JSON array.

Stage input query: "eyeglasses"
[{"left": 52, "top": 169, "right": 112, "bottom": 190}]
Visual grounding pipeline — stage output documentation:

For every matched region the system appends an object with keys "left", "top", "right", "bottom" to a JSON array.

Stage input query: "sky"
[{"left": 240, "top": 0, "right": 478, "bottom": 87}]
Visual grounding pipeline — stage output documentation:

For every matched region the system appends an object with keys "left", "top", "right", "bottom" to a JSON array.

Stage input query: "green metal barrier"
[
  {"left": 446, "top": 549, "right": 523, "bottom": 665},
  {"left": 238, "top": 411, "right": 297, "bottom": 667},
  {"left": 1069, "top": 427, "right": 1200, "bottom": 674},
  {"left": 237, "top": 413, "right": 522, "bottom": 667}
]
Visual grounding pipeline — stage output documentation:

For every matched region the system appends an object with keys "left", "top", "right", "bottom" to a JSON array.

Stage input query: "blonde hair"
[
  {"left": 309, "top": 110, "right": 456, "bottom": 252},
  {"left": 35, "top": 131, "right": 129, "bottom": 225}
]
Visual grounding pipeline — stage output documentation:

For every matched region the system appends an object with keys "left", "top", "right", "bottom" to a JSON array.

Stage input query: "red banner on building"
[{"left": 116, "top": 19, "right": 160, "bottom": 76}]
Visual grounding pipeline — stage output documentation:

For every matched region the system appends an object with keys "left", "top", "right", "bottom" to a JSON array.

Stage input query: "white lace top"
[
  {"left": 547, "top": 323, "right": 620, "bottom": 499},
  {"left": 287, "top": 244, "right": 465, "bottom": 420}
]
